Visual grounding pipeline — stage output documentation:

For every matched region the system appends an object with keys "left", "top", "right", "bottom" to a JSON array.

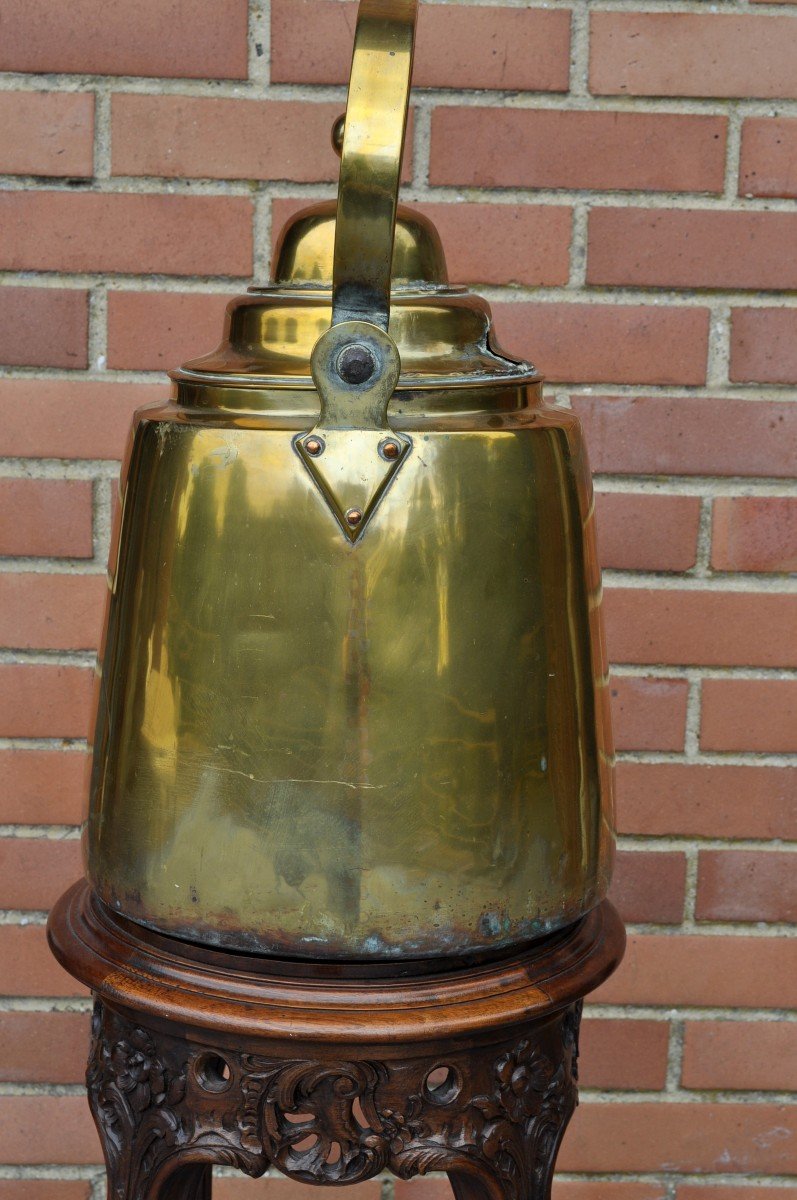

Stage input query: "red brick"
[
  {"left": 0, "top": 664, "right": 93, "bottom": 739},
  {"left": 740, "top": 117, "right": 797, "bottom": 198},
  {"left": 580, "top": 1018, "right": 669, "bottom": 1091},
  {"left": 560, "top": 1100, "right": 797, "bottom": 1173},
  {"left": 419, "top": 203, "right": 571, "bottom": 288},
  {"left": 217, "top": 1183, "right": 381, "bottom": 1200},
  {"left": 0, "top": 380, "right": 160, "bottom": 461},
  {"left": 696, "top": 850, "right": 797, "bottom": 923},
  {"left": 701, "top": 678, "right": 797, "bottom": 753},
  {"left": 393, "top": 1182, "right": 668, "bottom": 1200},
  {"left": 604, "top": 588, "right": 797, "bottom": 668},
  {"left": 678, "top": 1190, "right": 797, "bottom": 1200},
  {"left": 0, "top": 926, "right": 86, "bottom": 997},
  {"left": 0, "top": 92, "right": 93, "bottom": 177},
  {"left": 0, "top": 573, "right": 105, "bottom": 651},
  {"left": 0, "top": 193, "right": 252, "bottom": 276},
  {"left": 590, "top": 13, "right": 797, "bottom": 99},
  {"left": 588, "top": 208, "right": 797, "bottom": 291},
  {"left": 391, "top": 1184, "right": 449, "bottom": 1200},
  {"left": 0, "top": 287, "right": 88, "bottom": 370},
  {"left": 430, "top": 109, "right": 726, "bottom": 193},
  {"left": 0, "top": 479, "right": 93, "bottom": 558},
  {"left": 271, "top": 1, "right": 572, "bottom": 92},
  {"left": 107, "top": 291, "right": 233, "bottom": 372},
  {"left": 616, "top": 763, "right": 797, "bottom": 841},
  {"left": 0, "top": 0, "right": 247, "bottom": 79},
  {"left": 555, "top": 1189, "right": 667, "bottom": 1200},
  {"left": 495, "top": 304, "right": 709, "bottom": 387},
  {"left": 0, "top": 1011, "right": 90, "bottom": 1083},
  {"left": 0, "top": 837, "right": 82, "bottom": 909},
  {"left": 112, "top": 96, "right": 345, "bottom": 182},
  {"left": 0, "top": 1095, "right": 98, "bottom": 1162},
  {"left": 610, "top": 850, "right": 686, "bottom": 925},
  {"left": 572, "top": 395, "right": 797, "bottom": 480},
  {"left": 0, "top": 1185, "right": 92, "bottom": 1200},
  {"left": 596, "top": 493, "right": 700, "bottom": 572},
  {"left": 610, "top": 676, "right": 688, "bottom": 752},
  {"left": 0, "top": 748, "right": 87, "bottom": 825},
  {"left": 682, "top": 1021, "right": 797, "bottom": 1092},
  {"left": 592, "top": 933, "right": 797, "bottom": 1008},
  {"left": 730, "top": 308, "right": 797, "bottom": 386},
  {"left": 712, "top": 496, "right": 797, "bottom": 573}
]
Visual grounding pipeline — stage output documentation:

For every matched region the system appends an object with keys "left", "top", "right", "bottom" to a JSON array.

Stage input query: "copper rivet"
[
  {"left": 346, "top": 508, "right": 363, "bottom": 528},
  {"left": 382, "top": 440, "right": 400, "bottom": 460},
  {"left": 305, "top": 438, "right": 323, "bottom": 456}
]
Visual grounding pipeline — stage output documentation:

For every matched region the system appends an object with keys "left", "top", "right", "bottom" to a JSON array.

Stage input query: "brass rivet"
[
  {"left": 305, "top": 438, "right": 323, "bottom": 456},
  {"left": 331, "top": 114, "right": 346, "bottom": 158},
  {"left": 337, "top": 344, "right": 376, "bottom": 386},
  {"left": 346, "top": 508, "right": 363, "bottom": 528},
  {"left": 381, "top": 439, "right": 400, "bottom": 460}
]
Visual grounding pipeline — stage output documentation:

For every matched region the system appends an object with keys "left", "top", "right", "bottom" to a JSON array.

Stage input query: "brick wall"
[{"left": 0, "top": 0, "right": 796, "bottom": 1197}]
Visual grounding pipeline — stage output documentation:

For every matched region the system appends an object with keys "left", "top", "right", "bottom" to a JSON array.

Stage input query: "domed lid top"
[
  {"left": 173, "top": 201, "right": 537, "bottom": 393},
  {"left": 273, "top": 200, "right": 448, "bottom": 287}
]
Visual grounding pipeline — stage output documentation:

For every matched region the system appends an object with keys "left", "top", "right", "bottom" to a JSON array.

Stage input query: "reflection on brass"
[
  {"left": 84, "top": 0, "right": 615, "bottom": 961},
  {"left": 331, "top": 114, "right": 346, "bottom": 157}
]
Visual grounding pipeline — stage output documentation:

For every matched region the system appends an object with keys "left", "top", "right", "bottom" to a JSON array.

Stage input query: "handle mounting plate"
[{"left": 296, "top": 321, "right": 412, "bottom": 542}]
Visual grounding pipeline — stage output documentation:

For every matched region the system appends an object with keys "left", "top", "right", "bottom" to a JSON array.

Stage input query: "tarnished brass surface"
[{"left": 84, "top": 0, "right": 615, "bottom": 960}]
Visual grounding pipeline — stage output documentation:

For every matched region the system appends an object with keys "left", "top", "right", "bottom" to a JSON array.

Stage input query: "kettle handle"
[
  {"left": 299, "top": 1, "right": 417, "bottom": 543},
  {"left": 331, "top": 0, "right": 418, "bottom": 331}
]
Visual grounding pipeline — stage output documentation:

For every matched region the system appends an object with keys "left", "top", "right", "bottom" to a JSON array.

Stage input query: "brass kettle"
[{"left": 85, "top": 0, "right": 615, "bottom": 961}]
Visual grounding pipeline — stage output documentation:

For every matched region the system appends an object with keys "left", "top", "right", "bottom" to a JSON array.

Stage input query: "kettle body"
[
  {"left": 86, "top": 358, "right": 613, "bottom": 960},
  {"left": 84, "top": 0, "right": 615, "bottom": 962}
]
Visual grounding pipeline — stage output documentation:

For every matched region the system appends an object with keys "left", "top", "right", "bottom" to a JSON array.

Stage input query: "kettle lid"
[{"left": 173, "top": 198, "right": 535, "bottom": 394}]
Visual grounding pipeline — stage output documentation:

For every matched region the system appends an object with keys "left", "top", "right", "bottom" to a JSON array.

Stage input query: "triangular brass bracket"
[{"left": 295, "top": 320, "right": 412, "bottom": 542}]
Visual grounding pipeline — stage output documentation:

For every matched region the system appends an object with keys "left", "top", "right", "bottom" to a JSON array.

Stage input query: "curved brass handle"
[{"left": 332, "top": 0, "right": 418, "bottom": 330}]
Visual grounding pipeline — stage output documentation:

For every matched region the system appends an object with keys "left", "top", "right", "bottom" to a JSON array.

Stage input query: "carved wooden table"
[{"left": 48, "top": 881, "right": 624, "bottom": 1200}]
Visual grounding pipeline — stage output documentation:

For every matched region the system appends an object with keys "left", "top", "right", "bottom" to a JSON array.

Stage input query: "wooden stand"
[{"left": 48, "top": 882, "right": 624, "bottom": 1200}]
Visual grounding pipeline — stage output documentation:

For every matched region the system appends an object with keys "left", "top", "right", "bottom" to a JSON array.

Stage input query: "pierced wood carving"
[{"left": 88, "top": 998, "right": 581, "bottom": 1200}]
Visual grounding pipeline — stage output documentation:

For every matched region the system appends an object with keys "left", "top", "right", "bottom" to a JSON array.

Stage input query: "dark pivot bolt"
[
  {"left": 337, "top": 344, "right": 376, "bottom": 386},
  {"left": 381, "top": 439, "right": 400, "bottom": 460},
  {"left": 345, "top": 508, "right": 363, "bottom": 528},
  {"left": 305, "top": 437, "right": 324, "bottom": 456}
]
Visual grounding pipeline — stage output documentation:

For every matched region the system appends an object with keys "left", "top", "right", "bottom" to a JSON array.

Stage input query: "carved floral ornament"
[{"left": 87, "top": 999, "right": 582, "bottom": 1200}]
